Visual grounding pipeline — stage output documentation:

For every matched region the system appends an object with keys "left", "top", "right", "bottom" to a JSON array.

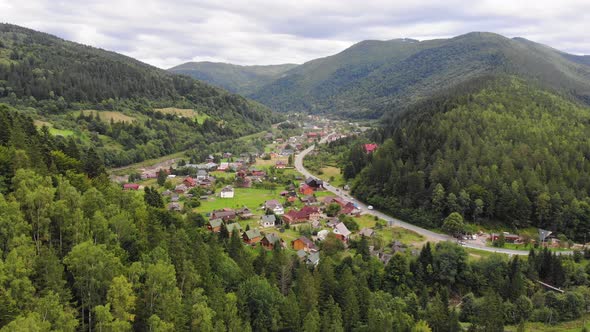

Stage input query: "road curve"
[{"left": 295, "top": 136, "right": 572, "bottom": 256}]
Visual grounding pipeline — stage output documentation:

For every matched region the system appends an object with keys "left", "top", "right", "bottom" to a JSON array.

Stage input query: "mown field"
[
  {"left": 154, "top": 107, "right": 210, "bottom": 124},
  {"left": 79, "top": 110, "right": 136, "bottom": 123}
]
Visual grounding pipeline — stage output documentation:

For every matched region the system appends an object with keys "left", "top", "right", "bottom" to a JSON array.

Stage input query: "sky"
[{"left": 1, "top": 0, "right": 589, "bottom": 69}]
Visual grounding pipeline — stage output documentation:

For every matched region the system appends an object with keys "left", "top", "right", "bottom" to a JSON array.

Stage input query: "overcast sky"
[{"left": 1, "top": 0, "right": 589, "bottom": 69}]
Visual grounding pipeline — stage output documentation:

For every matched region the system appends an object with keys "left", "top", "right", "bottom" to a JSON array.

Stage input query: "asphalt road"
[{"left": 295, "top": 135, "right": 572, "bottom": 256}]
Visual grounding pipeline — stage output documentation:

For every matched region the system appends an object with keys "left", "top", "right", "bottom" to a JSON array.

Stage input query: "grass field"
[
  {"left": 255, "top": 157, "right": 289, "bottom": 167},
  {"left": 504, "top": 314, "right": 590, "bottom": 331},
  {"left": 80, "top": 110, "right": 136, "bottom": 123},
  {"left": 196, "top": 188, "right": 280, "bottom": 215},
  {"left": 154, "top": 107, "right": 210, "bottom": 124},
  {"left": 34, "top": 120, "right": 75, "bottom": 137},
  {"left": 355, "top": 214, "right": 425, "bottom": 246},
  {"left": 316, "top": 166, "right": 346, "bottom": 187}
]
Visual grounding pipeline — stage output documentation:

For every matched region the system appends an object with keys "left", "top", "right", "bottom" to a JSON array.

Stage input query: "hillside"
[
  {"left": 0, "top": 24, "right": 280, "bottom": 167},
  {"left": 350, "top": 77, "right": 590, "bottom": 240},
  {"left": 0, "top": 23, "right": 277, "bottom": 127},
  {"left": 249, "top": 32, "right": 590, "bottom": 118},
  {"left": 168, "top": 61, "right": 297, "bottom": 95},
  {"left": 1, "top": 90, "right": 588, "bottom": 332}
]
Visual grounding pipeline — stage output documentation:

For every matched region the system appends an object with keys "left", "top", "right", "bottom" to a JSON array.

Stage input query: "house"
[
  {"left": 311, "top": 220, "right": 321, "bottom": 229},
  {"left": 307, "top": 132, "right": 319, "bottom": 139},
  {"left": 202, "top": 162, "right": 217, "bottom": 170},
  {"left": 326, "top": 218, "right": 340, "bottom": 228},
  {"left": 250, "top": 169, "right": 266, "bottom": 177},
  {"left": 292, "top": 236, "right": 318, "bottom": 252},
  {"left": 260, "top": 215, "right": 277, "bottom": 227},
  {"left": 306, "top": 251, "right": 320, "bottom": 266},
  {"left": 300, "top": 195, "right": 317, "bottom": 205},
  {"left": 207, "top": 219, "right": 223, "bottom": 233},
  {"left": 323, "top": 196, "right": 360, "bottom": 216},
  {"left": 296, "top": 249, "right": 320, "bottom": 266},
  {"left": 123, "top": 183, "right": 140, "bottom": 190},
  {"left": 210, "top": 209, "right": 236, "bottom": 221},
  {"left": 236, "top": 207, "right": 255, "bottom": 219},
  {"left": 223, "top": 152, "right": 232, "bottom": 159},
  {"left": 282, "top": 206, "right": 321, "bottom": 225},
  {"left": 226, "top": 222, "right": 242, "bottom": 235},
  {"left": 264, "top": 200, "right": 284, "bottom": 215},
  {"left": 196, "top": 170, "right": 208, "bottom": 180},
  {"left": 168, "top": 202, "right": 182, "bottom": 211},
  {"left": 333, "top": 222, "right": 351, "bottom": 242},
  {"left": 491, "top": 233, "right": 521, "bottom": 243},
  {"left": 299, "top": 184, "right": 314, "bottom": 196},
  {"left": 162, "top": 189, "right": 172, "bottom": 196},
  {"left": 364, "top": 143, "right": 378, "bottom": 153},
  {"left": 220, "top": 186, "right": 235, "bottom": 198},
  {"left": 198, "top": 177, "right": 214, "bottom": 188},
  {"left": 261, "top": 233, "right": 284, "bottom": 250},
  {"left": 174, "top": 184, "right": 188, "bottom": 193},
  {"left": 243, "top": 229, "right": 262, "bottom": 245},
  {"left": 170, "top": 195, "right": 180, "bottom": 202},
  {"left": 275, "top": 160, "right": 287, "bottom": 169},
  {"left": 287, "top": 196, "right": 298, "bottom": 203},
  {"left": 206, "top": 155, "right": 215, "bottom": 162},
  {"left": 305, "top": 177, "right": 323, "bottom": 189},
  {"left": 317, "top": 230, "right": 330, "bottom": 241},
  {"left": 183, "top": 176, "right": 197, "bottom": 187},
  {"left": 359, "top": 228, "right": 375, "bottom": 238},
  {"left": 217, "top": 162, "right": 230, "bottom": 172}
]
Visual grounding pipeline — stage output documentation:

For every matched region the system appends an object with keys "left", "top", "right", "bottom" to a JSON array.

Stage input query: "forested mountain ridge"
[
  {"left": 168, "top": 61, "right": 297, "bottom": 95},
  {"left": 248, "top": 32, "right": 590, "bottom": 118},
  {"left": 0, "top": 23, "right": 280, "bottom": 167},
  {"left": 349, "top": 76, "right": 590, "bottom": 240},
  {"left": 0, "top": 23, "right": 278, "bottom": 127}
]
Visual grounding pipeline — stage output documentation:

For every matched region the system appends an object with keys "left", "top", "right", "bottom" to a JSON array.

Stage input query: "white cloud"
[{"left": 0, "top": 0, "right": 588, "bottom": 68}]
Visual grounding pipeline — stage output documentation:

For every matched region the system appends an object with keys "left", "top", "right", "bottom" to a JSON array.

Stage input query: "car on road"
[{"left": 367, "top": 205, "right": 374, "bottom": 210}]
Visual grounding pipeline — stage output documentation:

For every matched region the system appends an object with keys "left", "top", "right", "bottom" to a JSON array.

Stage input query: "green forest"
[
  {"left": 2, "top": 84, "right": 590, "bottom": 332},
  {"left": 348, "top": 77, "right": 590, "bottom": 241},
  {"left": 0, "top": 24, "right": 279, "bottom": 167}
]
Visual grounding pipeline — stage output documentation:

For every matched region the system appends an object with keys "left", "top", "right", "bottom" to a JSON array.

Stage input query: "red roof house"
[
  {"left": 123, "top": 183, "right": 140, "bottom": 190},
  {"left": 299, "top": 184, "right": 314, "bottom": 195},
  {"left": 282, "top": 206, "right": 321, "bottom": 225},
  {"left": 183, "top": 176, "right": 197, "bottom": 187},
  {"left": 364, "top": 143, "right": 378, "bottom": 153}
]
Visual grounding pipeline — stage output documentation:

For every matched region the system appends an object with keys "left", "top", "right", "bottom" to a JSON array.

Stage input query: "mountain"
[
  {"left": 248, "top": 32, "right": 590, "bottom": 118},
  {"left": 168, "top": 61, "right": 297, "bottom": 95},
  {"left": 0, "top": 24, "right": 280, "bottom": 167},
  {"left": 349, "top": 76, "right": 590, "bottom": 239},
  {"left": 0, "top": 24, "right": 277, "bottom": 127}
]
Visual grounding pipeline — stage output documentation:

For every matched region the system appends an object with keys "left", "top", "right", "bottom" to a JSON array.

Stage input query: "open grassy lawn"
[
  {"left": 110, "top": 150, "right": 189, "bottom": 174},
  {"left": 316, "top": 166, "right": 345, "bottom": 187},
  {"left": 196, "top": 188, "right": 280, "bottom": 214},
  {"left": 504, "top": 314, "right": 590, "bottom": 331},
  {"left": 80, "top": 110, "right": 136, "bottom": 123},
  {"left": 255, "top": 157, "right": 289, "bottom": 167},
  {"left": 210, "top": 171, "right": 236, "bottom": 180},
  {"left": 154, "top": 107, "right": 210, "bottom": 124},
  {"left": 355, "top": 214, "right": 425, "bottom": 246},
  {"left": 487, "top": 241, "right": 571, "bottom": 252},
  {"left": 34, "top": 120, "right": 75, "bottom": 137}
]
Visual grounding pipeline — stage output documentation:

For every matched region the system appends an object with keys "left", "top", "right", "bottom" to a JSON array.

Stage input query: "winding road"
[{"left": 295, "top": 134, "right": 572, "bottom": 256}]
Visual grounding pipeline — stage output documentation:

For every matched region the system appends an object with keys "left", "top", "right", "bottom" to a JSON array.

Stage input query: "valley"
[{"left": 2, "top": 20, "right": 590, "bottom": 332}]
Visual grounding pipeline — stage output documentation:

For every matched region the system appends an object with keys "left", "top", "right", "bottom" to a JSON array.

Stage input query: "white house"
[
  {"left": 220, "top": 186, "right": 235, "bottom": 198},
  {"left": 260, "top": 215, "right": 277, "bottom": 228},
  {"left": 263, "top": 199, "right": 284, "bottom": 215}
]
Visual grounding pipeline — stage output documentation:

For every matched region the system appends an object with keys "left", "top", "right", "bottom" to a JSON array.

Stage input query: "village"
[{"left": 114, "top": 116, "right": 426, "bottom": 266}]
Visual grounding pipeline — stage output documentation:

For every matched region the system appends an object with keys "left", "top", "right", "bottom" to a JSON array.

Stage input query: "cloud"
[{"left": 0, "top": 0, "right": 589, "bottom": 68}]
